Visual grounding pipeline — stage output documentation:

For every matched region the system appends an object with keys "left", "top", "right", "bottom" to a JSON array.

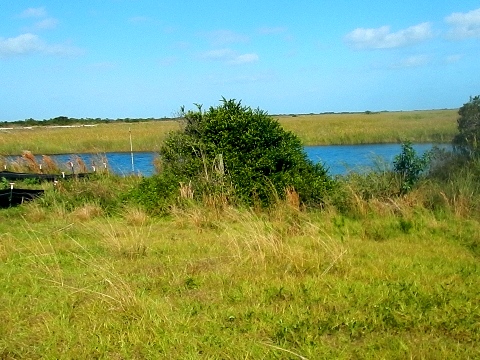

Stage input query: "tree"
[
  {"left": 136, "top": 98, "right": 334, "bottom": 209},
  {"left": 453, "top": 95, "right": 480, "bottom": 158},
  {"left": 393, "top": 141, "right": 431, "bottom": 193}
]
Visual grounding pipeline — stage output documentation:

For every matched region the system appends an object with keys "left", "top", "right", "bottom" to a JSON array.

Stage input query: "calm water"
[
  {"left": 305, "top": 143, "right": 445, "bottom": 175},
  {"left": 30, "top": 144, "right": 447, "bottom": 177}
]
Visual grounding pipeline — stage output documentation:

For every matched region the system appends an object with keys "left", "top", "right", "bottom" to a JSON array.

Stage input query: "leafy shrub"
[
  {"left": 125, "top": 169, "right": 185, "bottom": 215},
  {"left": 0, "top": 177, "right": 8, "bottom": 190},
  {"left": 135, "top": 98, "right": 334, "bottom": 209},
  {"left": 393, "top": 142, "right": 431, "bottom": 193},
  {"left": 38, "top": 174, "right": 134, "bottom": 214},
  {"left": 453, "top": 95, "right": 480, "bottom": 158}
]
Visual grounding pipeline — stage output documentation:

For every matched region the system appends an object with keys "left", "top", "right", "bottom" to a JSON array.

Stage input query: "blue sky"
[{"left": 1, "top": 1, "right": 479, "bottom": 120}]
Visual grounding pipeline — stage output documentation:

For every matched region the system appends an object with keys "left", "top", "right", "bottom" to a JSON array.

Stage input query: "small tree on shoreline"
[
  {"left": 132, "top": 98, "right": 334, "bottom": 211},
  {"left": 393, "top": 141, "right": 431, "bottom": 193},
  {"left": 453, "top": 95, "right": 480, "bottom": 158}
]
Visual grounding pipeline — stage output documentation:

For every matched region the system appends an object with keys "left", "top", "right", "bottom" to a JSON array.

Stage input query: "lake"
[{"left": 27, "top": 143, "right": 446, "bottom": 177}]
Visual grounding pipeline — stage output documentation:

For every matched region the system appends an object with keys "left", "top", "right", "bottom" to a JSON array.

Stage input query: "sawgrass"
[
  {"left": 0, "top": 177, "right": 479, "bottom": 359},
  {"left": 278, "top": 110, "right": 457, "bottom": 145},
  {"left": 0, "top": 121, "right": 181, "bottom": 155},
  {"left": 0, "top": 110, "right": 457, "bottom": 155}
]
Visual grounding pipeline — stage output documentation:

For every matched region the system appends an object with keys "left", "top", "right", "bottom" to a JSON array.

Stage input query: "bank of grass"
[
  {"left": 1, "top": 172, "right": 479, "bottom": 358},
  {"left": 0, "top": 121, "right": 181, "bottom": 155},
  {"left": 0, "top": 110, "right": 457, "bottom": 155},
  {"left": 279, "top": 110, "right": 457, "bottom": 145}
]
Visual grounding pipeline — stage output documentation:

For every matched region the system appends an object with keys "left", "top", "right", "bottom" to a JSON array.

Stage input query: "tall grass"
[
  {"left": 2, "top": 117, "right": 480, "bottom": 358},
  {"left": 279, "top": 110, "right": 456, "bottom": 145},
  {"left": 1, "top": 166, "right": 480, "bottom": 358},
  {"left": 0, "top": 121, "right": 181, "bottom": 155},
  {"left": 0, "top": 110, "right": 456, "bottom": 155}
]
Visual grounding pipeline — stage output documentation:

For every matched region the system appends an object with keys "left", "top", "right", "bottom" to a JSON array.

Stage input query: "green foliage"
[
  {"left": 144, "top": 98, "right": 334, "bottom": 208},
  {"left": 36, "top": 175, "right": 135, "bottom": 214},
  {"left": 453, "top": 95, "right": 480, "bottom": 158},
  {"left": 393, "top": 142, "right": 431, "bottom": 193},
  {"left": 0, "top": 177, "right": 9, "bottom": 190},
  {"left": 125, "top": 170, "right": 184, "bottom": 215}
]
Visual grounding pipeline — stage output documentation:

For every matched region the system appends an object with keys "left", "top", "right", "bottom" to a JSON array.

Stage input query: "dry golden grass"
[
  {"left": 70, "top": 203, "right": 104, "bottom": 222},
  {"left": 277, "top": 109, "right": 457, "bottom": 145},
  {"left": 121, "top": 205, "right": 150, "bottom": 226},
  {"left": 0, "top": 121, "right": 181, "bottom": 155},
  {"left": 23, "top": 204, "right": 48, "bottom": 223},
  {"left": 97, "top": 221, "right": 149, "bottom": 259}
]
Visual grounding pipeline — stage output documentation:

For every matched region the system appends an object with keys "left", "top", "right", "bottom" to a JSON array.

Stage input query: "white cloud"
[
  {"left": 0, "top": 33, "right": 43, "bottom": 56},
  {"left": 391, "top": 54, "right": 430, "bottom": 68},
  {"left": 229, "top": 53, "right": 259, "bottom": 65},
  {"left": 19, "top": 7, "right": 47, "bottom": 18},
  {"left": 33, "top": 18, "right": 59, "bottom": 30},
  {"left": 0, "top": 33, "right": 83, "bottom": 58},
  {"left": 445, "top": 8, "right": 480, "bottom": 39},
  {"left": 200, "top": 48, "right": 259, "bottom": 65},
  {"left": 202, "top": 48, "right": 236, "bottom": 60},
  {"left": 18, "top": 7, "right": 58, "bottom": 32},
  {"left": 345, "top": 22, "right": 433, "bottom": 49}
]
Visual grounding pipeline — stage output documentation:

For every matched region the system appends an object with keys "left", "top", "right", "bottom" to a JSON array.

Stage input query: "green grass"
[
  {"left": 1, "top": 182, "right": 479, "bottom": 359},
  {"left": 0, "top": 108, "right": 477, "bottom": 358}
]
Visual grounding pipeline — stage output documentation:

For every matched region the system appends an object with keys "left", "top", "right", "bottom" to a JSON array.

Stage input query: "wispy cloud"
[
  {"left": 18, "top": 7, "right": 58, "bottom": 31},
  {"left": 203, "top": 30, "right": 249, "bottom": 46},
  {"left": 344, "top": 22, "right": 433, "bottom": 49},
  {"left": 19, "top": 7, "right": 47, "bottom": 18},
  {"left": 32, "top": 18, "right": 59, "bottom": 30},
  {"left": 0, "top": 33, "right": 83, "bottom": 58},
  {"left": 201, "top": 48, "right": 259, "bottom": 65},
  {"left": 0, "top": 33, "right": 43, "bottom": 56},
  {"left": 230, "top": 53, "right": 259, "bottom": 65},
  {"left": 445, "top": 8, "right": 480, "bottom": 40},
  {"left": 390, "top": 54, "right": 430, "bottom": 68}
]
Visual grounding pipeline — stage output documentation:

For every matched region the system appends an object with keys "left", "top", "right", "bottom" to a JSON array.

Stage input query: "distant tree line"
[{"left": 0, "top": 116, "right": 175, "bottom": 127}]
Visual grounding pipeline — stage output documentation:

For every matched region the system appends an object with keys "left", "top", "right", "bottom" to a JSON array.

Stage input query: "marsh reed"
[{"left": 0, "top": 110, "right": 457, "bottom": 155}]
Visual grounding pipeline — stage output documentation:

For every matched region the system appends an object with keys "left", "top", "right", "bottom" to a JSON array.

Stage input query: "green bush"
[
  {"left": 453, "top": 95, "right": 480, "bottom": 158},
  {"left": 136, "top": 98, "right": 334, "bottom": 209},
  {"left": 125, "top": 170, "right": 185, "bottom": 215},
  {"left": 393, "top": 142, "right": 431, "bottom": 193}
]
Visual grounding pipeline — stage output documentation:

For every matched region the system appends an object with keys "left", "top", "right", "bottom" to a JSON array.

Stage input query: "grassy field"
[
  {"left": 1, "top": 107, "right": 479, "bottom": 358},
  {"left": 0, "top": 172, "right": 479, "bottom": 359},
  {"left": 0, "top": 110, "right": 457, "bottom": 155},
  {"left": 279, "top": 110, "right": 457, "bottom": 145}
]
